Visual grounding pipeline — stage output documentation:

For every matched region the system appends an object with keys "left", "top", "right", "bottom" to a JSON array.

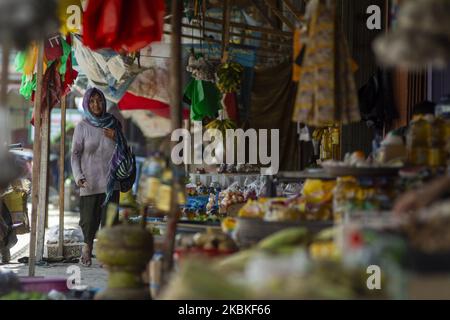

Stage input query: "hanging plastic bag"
[
  {"left": 184, "top": 79, "right": 222, "bottom": 121},
  {"left": 82, "top": 0, "right": 164, "bottom": 53}
]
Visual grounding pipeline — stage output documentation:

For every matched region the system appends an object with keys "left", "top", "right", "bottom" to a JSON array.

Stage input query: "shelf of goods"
[{"left": 189, "top": 173, "right": 263, "bottom": 189}]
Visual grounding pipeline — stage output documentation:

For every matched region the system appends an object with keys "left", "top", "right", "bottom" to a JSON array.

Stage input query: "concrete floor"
[{"left": 0, "top": 204, "right": 109, "bottom": 290}]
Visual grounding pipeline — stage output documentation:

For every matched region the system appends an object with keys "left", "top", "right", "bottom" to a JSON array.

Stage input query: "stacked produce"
[
  {"left": 175, "top": 228, "right": 238, "bottom": 262},
  {"left": 183, "top": 182, "right": 223, "bottom": 222},
  {"left": 239, "top": 179, "right": 335, "bottom": 222},
  {"left": 218, "top": 188, "right": 246, "bottom": 215},
  {"left": 162, "top": 227, "right": 387, "bottom": 299}
]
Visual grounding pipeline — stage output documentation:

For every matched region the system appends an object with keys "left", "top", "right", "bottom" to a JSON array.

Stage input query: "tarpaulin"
[
  {"left": 118, "top": 92, "right": 189, "bottom": 120},
  {"left": 72, "top": 34, "right": 138, "bottom": 103}
]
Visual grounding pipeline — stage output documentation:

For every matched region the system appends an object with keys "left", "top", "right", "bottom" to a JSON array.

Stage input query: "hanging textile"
[
  {"left": 222, "top": 93, "right": 239, "bottom": 123},
  {"left": 292, "top": 0, "right": 360, "bottom": 127},
  {"left": 250, "top": 61, "right": 300, "bottom": 172},
  {"left": 30, "top": 62, "right": 63, "bottom": 126},
  {"left": 82, "top": 0, "right": 165, "bottom": 53}
]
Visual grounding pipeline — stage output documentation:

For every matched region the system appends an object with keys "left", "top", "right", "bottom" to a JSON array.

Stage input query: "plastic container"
[{"left": 19, "top": 277, "right": 69, "bottom": 293}]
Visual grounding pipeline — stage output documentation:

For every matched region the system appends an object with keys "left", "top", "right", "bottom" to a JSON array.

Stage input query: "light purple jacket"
[{"left": 71, "top": 119, "right": 120, "bottom": 196}]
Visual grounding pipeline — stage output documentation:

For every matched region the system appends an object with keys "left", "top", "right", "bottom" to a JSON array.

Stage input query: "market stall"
[{"left": 1, "top": 0, "right": 450, "bottom": 302}]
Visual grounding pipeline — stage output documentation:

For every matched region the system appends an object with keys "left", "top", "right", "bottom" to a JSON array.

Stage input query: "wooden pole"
[
  {"left": 163, "top": 0, "right": 183, "bottom": 275},
  {"left": 221, "top": 0, "right": 232, "bottom": 62},
  {"left": 29, "top": 42, "right": 44, "bottom": 276},
  {"left": 57, "top": 96, "right": 66, "bottom": 258},
  {"left": 0, "top": 43, "right": 10, "bottom": 110},
  {"left": 36, "top": 78, "right": 51, "bottom": 262}
]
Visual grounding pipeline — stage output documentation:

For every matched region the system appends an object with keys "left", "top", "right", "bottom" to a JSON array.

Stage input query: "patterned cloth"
[{"left": 292, "top": 0, "right": 360, "bottom": 127}]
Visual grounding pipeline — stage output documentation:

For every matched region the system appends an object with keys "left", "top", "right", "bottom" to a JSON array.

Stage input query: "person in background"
[{"left": 71, "top": 88, "right": 127, "bottom": 267}]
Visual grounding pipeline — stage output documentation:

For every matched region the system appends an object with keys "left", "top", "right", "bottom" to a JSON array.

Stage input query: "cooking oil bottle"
[
  {"left": 428, "top": 116, "right": 447, "bottom": 167},
  {"left": 407, "top": 115, "right": 430, "bottom": 166}
]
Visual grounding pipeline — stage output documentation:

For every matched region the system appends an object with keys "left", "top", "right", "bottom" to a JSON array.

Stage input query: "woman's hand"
[
  {"left": 77, "top": 179, "right": 87, "bottom": 188},
  {"left": 103, "top": 128, "right": 116, "bottom": 140}
]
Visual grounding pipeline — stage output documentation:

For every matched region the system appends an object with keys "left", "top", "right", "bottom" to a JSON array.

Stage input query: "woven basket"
[{"left": 47, "top": 242, "right": 83, "bottom": 261}]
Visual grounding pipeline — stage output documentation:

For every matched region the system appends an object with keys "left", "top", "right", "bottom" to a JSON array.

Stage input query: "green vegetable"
[
  {"left": 0, "top": 291, "right": 48, "bottom": 300},
  {"left": 258, "top": 227, "right": 310, "bottom": 251}
]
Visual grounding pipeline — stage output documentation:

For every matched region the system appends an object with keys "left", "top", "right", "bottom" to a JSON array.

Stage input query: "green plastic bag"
[
  {"left": 15, "top": 51, "right": 36, "bottom": 100},
  {"left": 184, "top": 79, "right": 221, "bottom": 121}
]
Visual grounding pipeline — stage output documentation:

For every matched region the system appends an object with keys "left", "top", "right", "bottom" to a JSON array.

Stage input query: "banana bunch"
[
  {"left": 216, "top": 61, "right": 244, "bottom": 93},
  {"left": 205, "top": 119, "right": 237, "bottom": 136}
]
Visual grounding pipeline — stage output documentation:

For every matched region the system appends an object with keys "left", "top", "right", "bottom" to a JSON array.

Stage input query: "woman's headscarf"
[{"left": 82, "top": 88, "right": 136, "bottom": 205}]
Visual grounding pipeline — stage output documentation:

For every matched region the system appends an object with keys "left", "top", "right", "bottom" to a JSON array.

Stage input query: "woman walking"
[{"left": 71, "top": 88, "right": 135, "bottom": 266}]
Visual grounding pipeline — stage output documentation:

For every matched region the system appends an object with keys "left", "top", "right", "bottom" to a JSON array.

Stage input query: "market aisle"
[{"left": 0, "top": 205, "right": 109, "bottom": 290}]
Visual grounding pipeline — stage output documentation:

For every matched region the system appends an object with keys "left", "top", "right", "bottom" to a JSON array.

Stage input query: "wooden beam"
[
  {"left": 249, "top": 0, "right": 278, "bottom": 29},
  {"left": 222, "top": 0, "right": 232, "bottom": 62},
  {"left": 262, "top": 0, "right": 295, "bottom": 30},
  {"left": 204, "top": 17, "right": 292, "bottom": 38},
  {"left": 28, "top": 42, "right": 44, "bottom": 276},
  {"left": 163, "top": 31, "right": 291, "bottom": 54},
  {"left": 57, "top": 96, "right": 67, "bottom": 258},
  {"left": 281, "top": 0, "right": 305, "bottom": 24},
  {"left": 176, "top": 23, "right": 292, "bottom": 46},
  {"left": 164, "top": 0, "right": 183, "bottom": 276}
]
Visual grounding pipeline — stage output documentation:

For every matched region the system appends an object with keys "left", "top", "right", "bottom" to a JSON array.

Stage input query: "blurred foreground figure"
[{"left": 0, "top": 0, "right": 58, "bottom": 50}]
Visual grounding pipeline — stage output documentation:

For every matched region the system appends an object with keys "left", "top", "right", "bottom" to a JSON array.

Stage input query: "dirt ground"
[{"left": 0, "top": 205, "right": 109, "bottom": 290}]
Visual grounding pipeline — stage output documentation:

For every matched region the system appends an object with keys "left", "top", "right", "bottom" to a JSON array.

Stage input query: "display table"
[{"left": 189, "top": 173, "right": 262, "bottom": 188}]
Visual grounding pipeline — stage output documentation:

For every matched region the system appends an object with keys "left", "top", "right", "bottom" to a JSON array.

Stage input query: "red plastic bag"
[
  {"left": 44, "top": 34, "right": 63, "bottom": 61},
  {"left": 82, "top": 0, "right": 165, "bottom": 53}
]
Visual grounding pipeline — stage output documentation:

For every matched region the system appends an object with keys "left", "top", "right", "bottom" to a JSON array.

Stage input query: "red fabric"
[
  {"left": 82, "top": 0, "right": 165, "bottom": 53},
  {"left": 31, "top": 62, "right": 63, "bottom": 126},
  {"left": 223, "top": 92, "right": 239, "bottom": 123},
  {"left": 118, "top": 92, "right": 189, "bottom": 119}
]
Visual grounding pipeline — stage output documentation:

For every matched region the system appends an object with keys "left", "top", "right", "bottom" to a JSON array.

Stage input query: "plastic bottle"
[
  {"left": 407, "top": 116, "right": 430, "bottom": 166},
  {"left": 428, "top": 116, "right": 447, "bottom": 167}
]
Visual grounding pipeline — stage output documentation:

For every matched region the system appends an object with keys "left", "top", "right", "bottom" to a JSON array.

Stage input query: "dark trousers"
[{"left": 79, "top": 191, "right": 120, "bottom": 245}]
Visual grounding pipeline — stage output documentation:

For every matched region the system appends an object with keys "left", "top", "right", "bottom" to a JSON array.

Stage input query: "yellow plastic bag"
[{"left": 302, "top": 179, "right": 336, "bottom": 204}]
